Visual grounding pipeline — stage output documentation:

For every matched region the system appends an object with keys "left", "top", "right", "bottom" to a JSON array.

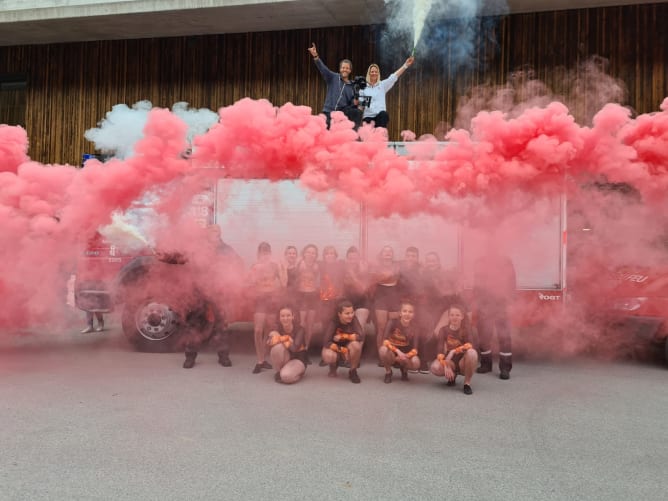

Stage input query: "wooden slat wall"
[{"left": 0, "top": 3, "right": 665, "bottom": 165}]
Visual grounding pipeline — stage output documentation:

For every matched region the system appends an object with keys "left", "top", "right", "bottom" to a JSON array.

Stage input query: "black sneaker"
[
  {"left": 463, "top": 384, "right": 473, "bottom": 395},
  {"left": 400, "top": 369, "right": 409, "bottom": 381},
  {"left": 218, "top": 352, "right": 232, "bottom": 367},
  {"left": 499, "top": 370, "right": 510, "bottom": 380},
  {"left": 261, "top": 361, "right": 273, "bottom": 370},
  {"left": 274, "top": 372, "right": 282, "bottom": 383},
  {"left": 305, "top": 355, "right": 312, "bottom": 366},
  {"left": 384, "top": 372, "right": 392, "bottom": 384},
  {"left": 476, "top": 365, "right": 492, "bottom": 374},
  {"left": 318, "top": 359, "right": 328, "bottom": 367},
  {"left": 446, "top": 377, "right": 456, "bottom": 387},
  {"left": 252, "top": 363, "right": 262, "bottom": 374},
  {"left": 349, "top": 369, "right": 361, "bottom": 384}
]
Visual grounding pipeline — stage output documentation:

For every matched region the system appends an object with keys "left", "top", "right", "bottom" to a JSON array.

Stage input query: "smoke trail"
[
  {"left": 382, "top": 1, "right": 507, "bottom": 69},
  {"left": 412, "top": 0, "right": 434, "bottom": 49}
]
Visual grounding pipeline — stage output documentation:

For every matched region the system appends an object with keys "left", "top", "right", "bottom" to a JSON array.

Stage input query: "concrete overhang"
[{"left": 0, "top": 0, "right": 663, "bottom": 46}]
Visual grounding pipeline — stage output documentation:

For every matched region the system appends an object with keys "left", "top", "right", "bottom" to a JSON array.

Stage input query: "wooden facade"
[{"left": 0, "top": 2, "right": 666, "bottom": 165}]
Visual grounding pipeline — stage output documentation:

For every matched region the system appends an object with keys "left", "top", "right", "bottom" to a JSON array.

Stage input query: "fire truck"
[{"left": 75, "top": 143, "right": 667, "bottom": 365}]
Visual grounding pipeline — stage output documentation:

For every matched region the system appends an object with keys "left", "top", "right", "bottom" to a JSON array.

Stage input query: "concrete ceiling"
[{"left": 0, "top": 0, "right": 663, "bottom": 47}]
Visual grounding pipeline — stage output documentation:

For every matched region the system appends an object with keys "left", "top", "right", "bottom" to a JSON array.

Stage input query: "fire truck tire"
[{"left": 121, "top": 297, "right": 214, "bottom": 353}]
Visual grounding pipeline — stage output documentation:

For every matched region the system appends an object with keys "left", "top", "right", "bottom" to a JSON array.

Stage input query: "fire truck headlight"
[{"left": 612, "top": 297, "right": 647, "bottom": 312}]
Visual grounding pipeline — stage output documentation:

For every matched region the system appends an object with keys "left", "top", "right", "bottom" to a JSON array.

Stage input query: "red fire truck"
[{"left": 75, "top": 143, "right": 667, "bottom": 365}]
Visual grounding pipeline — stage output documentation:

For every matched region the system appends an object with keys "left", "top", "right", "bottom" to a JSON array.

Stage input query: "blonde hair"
[{"left": 366, "top": 63, "right": 381, "bottom": 83}]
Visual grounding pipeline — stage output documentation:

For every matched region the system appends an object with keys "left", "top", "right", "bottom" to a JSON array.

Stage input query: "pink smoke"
[{"left": 2, "top": 91, "right": 668, "bottom": 365}]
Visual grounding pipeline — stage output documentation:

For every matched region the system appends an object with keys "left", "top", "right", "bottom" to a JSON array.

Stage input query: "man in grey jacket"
[{"left": 307, "top": 43, "right": 362, "bottom": 129}]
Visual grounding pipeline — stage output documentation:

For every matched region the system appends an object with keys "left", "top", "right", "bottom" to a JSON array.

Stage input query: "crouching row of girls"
[{"left": 242, "top": 298, "right": 478, "bottom": 395}]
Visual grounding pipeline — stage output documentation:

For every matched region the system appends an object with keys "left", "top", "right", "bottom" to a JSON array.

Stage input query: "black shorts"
[
  {"left": 373, "top": 284, "right": 400, "bottom": 311},
  {"left": 346, "top": 292, "right": 368, "bottom": 310},
  {"left": 297, "top": 291, "right": 320, "bottom": 311},
  {"left": 254, "top": 292, "right": 279, "bottom": 314}
]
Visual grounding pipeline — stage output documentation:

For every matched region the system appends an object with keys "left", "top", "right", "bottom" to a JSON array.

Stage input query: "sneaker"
[
  {"left": 81, "top": 326, "right": 94, "bottom": 334},
  {"left": 499, "top": 370, "right": 510, "bottom": 380},
  {"left": 261, "top": 361, "right": 272, "bottom": 370},
  {"left": 419, "top": 364, "right": 430, "bottom": 374},
  {"left": 463, "top": 384, "right": 473, "bottom": 395},
  {"left": 349, "top": 369, "right": 361, "bottom": 384},
  {"left": 274, "top": 372, "right": 282, "bottom": 383},
  {"left": 383, "top": 372, "right": 392, "bottom": 384},
  {"left": 446, "top": 377, "right": 456, "bottom": 387},
  {"left": 94, "top": 326, "right": 104, "bottom": 332},
  {"left": 218, "top": 352, "right": 232, "bottom": 367},
  {"left": 318, "top": 359, "right": 328, "bottom": 367},
  {"left": 328, "top": 365, "right": 338, "bottom": 378},
  {"left": 305, "top": 355, "right": 313, "bottom": 366},
  {"left": 476, "top": 365, "right": 492, "bottom": 374},
  {"left": 400, "top": 369, "right": 409, "bottom": 381},
  {"left": 376, "top": 360, "right": 384, "bottom": 367},
  {"left": 252, "top": 363, "right": 263, "bottom": 374}
]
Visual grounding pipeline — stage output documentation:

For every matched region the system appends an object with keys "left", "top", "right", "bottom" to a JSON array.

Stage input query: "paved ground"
[{"left": 1, "top": 320, "right": 666, "bottom": 501}]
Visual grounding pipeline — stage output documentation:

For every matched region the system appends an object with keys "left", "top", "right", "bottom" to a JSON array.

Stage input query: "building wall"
[{"left": 0, "top": 3, "right": 665, "bottom": 165}]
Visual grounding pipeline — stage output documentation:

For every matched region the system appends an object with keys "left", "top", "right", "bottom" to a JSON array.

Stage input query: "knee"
[
  {"left": 466, "top": 349, "right": 478, "bottom": 363},
  {"left": 348, "top": 341, "right": 362, "bottom": 355},
  {"left": 430, "top": 360, "right": 443, "bottom": 376},
  {"left": 322, "top": 348, "right": 337, "bottom": 364},
  {"left": 409, "top": 356, "right": 420, "bottom": 370}
]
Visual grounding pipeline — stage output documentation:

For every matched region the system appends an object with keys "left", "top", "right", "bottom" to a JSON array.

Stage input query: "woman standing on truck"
[{"left": 249, "top": 242, "right": 282, "bottom": 374}]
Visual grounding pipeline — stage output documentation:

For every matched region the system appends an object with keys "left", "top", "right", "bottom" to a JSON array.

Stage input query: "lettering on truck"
[{"left": 538, "top": 292, "right": 562, "bottom": 301}]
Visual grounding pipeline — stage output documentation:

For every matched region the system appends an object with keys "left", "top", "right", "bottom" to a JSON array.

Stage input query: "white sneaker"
[{"left": 81, "top": 326, "right": 94, "bottom": 334}]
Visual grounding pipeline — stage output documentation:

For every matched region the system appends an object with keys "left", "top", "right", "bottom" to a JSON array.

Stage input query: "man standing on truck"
[
  {"left": 473, "top": 245, "right": 516, "bottom": 380},
  {"left": 307, "top": 43, "right": 362, "bottom": 130}
]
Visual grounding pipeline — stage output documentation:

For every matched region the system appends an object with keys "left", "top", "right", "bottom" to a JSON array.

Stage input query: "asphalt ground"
[{"left": 1, "top": 319, "right": 666, "bottom": 501}]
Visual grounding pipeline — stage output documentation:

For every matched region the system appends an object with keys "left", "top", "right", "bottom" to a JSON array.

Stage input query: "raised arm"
[
  {"left": 308, "top": 42, "right": 337, "bottom": 80},
  {"left": 394, "top": 56, "right": 415, "bottom": 78}
]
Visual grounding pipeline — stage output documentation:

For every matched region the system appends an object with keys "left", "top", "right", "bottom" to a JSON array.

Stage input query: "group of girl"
[{"left": 247, "top": 242, "right": 479, "bottom": 394}]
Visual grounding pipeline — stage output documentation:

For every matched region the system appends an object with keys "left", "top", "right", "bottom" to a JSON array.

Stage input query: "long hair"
[{"left": 366, "top": 63, "right": 381, "bottom": 83}]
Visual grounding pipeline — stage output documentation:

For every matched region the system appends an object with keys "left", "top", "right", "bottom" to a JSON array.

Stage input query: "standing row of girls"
[{"left": 246, "top": 242, "right": 465, "bottom": 374}]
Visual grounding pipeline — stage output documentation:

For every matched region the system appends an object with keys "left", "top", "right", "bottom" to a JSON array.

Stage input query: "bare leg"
[
  {"left": 304, "top": 309, "right": 316, "bottom": 349},
  {"left": 279, "top": 359, "right": 306, "bottom": 384},
  {"left": 322, "top": 347, "right": 338, "bottom": 376},
  {"left": 270, "top": 344, "right": 291, "bottom": 372},
  {"left": 379, "top": 345, "right": 395, "bottom": 371},
  {"left": 460, "top": 349, "right": 478, "bottom": 386},
  {"left": 375, "top": 310, "right": 388, "bottom": 351},
  {"left": 348, "top": 341, "right": 363, "bottom": 370},
  {"left": 354, "top": 308, "right": 370, "bottom": 330},
  {"left": 253, "top": 312, "right": 267, "bottom": 363},
  {"left": 430, "top": 359, "right": 445, "bottom": 377}
]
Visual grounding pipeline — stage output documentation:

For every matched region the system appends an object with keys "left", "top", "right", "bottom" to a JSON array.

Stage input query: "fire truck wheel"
[{"left": 121, "top": 298, "right": 214, "bottom": 353}]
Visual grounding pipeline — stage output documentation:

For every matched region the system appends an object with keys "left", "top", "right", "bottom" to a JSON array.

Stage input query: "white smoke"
[{"left": 85, "top": 101, "right": 219, "bottom": 159}]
